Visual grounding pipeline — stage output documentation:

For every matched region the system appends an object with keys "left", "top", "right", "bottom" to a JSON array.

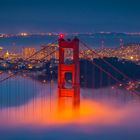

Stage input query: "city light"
[
  {"left": 130, "top": 56, "right": 134, "bottom": 60},
  {"left": 1, "top": 0, "right": 140, "bottom": 139},
  {"left": 20, "top": 32, "right": 28, "bottom": 36},
  {"left": 0, "top": 47, "right": 3, "bottom": 50}
]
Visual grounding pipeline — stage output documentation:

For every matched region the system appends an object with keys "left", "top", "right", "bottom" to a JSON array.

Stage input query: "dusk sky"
[{"left": 0, "top": 0, "right": 140, "bottom": 33}]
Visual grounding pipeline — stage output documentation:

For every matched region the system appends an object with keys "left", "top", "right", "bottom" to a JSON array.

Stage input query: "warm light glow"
[
  {"left": 28, "top": 64, "right": 33, "bottom": 69},
  {"left": 130, "top": 56, "right": 134, "bottom": 60},
  {"left": 4, "top": 50, "right": 10, "bottom": 58},
  {"left": 0, "top": 96, "right": 139, "bottom": 127},
  {"left": 20, "top": 32, "right": 28, "bottom": 36},
  {"left": 6, "top": 51, "right": 9, "bottom": 55},
  {"left": 0, "top": 47, "right": 3, "bottom": 50}
]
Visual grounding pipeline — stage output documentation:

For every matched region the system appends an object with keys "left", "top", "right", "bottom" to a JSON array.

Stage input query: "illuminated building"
[
  {"left": 0, "top": 34, "right": 6, "bottom": 38},
  {"left": 4, "top": 51, "right": 10, "bottom": 58},
  {"left": 3, "top": 50, "right": 20, "bottom": 60},
  {"left": 22, "top": 47, "right": 36, "bottom": 59},
  {"left": 0, "top": 47, "right": 3, "bottom": 57}
]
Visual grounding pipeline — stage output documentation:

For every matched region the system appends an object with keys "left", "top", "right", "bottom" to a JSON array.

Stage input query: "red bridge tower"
[{"left": 58, "top": 36, "right": 80, "bottom": 105}]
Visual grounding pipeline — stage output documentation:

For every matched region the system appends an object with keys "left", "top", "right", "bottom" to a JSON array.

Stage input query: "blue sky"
[{"left": 0, "top": 0, "right": 140, "bottom": 33}]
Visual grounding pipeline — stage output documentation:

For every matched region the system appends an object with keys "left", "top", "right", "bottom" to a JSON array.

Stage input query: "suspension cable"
[
  {"left": 79, "top": 45, "right": 140, "bottom": 96},
  {"left": 80, "top": 41, "right": 132, "bottom": 81},
  {"left": 0, "top": 40, "right": 57, "bottom": 76},
  {"left": 0, "top": 41, "right": 58, "bottom": 83}
]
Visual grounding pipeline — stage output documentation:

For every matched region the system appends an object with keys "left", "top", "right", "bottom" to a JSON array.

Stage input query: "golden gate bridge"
[{"left": 0, "top": 34, "right": 139, "bottom": 110}]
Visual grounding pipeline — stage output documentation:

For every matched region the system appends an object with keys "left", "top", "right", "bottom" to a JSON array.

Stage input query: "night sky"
[{"left": 0, "top": 0, "right": 140, "bottom": 33}]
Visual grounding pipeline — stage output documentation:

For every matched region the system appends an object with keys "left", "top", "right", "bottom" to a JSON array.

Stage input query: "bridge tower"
[{"left": 58, "top": 35, "right": 80, "bottom": 108}]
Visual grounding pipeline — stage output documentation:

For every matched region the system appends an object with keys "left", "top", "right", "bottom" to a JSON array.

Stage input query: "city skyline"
[
  {"left": 0, "top": 1, "right": 140, "bottom": 140},
  {"left": 0, "top": 0, "right": 140, "bottom": 33}
]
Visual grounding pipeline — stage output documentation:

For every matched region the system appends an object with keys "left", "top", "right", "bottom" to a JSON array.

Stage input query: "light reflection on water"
[{"left": 0, "top": 75, "right": 140, "bottom": 139}]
